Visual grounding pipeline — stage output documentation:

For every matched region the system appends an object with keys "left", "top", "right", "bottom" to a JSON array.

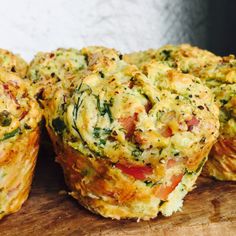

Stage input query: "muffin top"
[
  {"left": 125, "top": 44, "right": 236, "bottom": 139},
  {"left": 0, "top": 48, "right": 28, "bottom": 78},
  {"left": 0, "top": 69, "right": 41, "bottom": 146},
  {"left": 124, "top": 44, "right": 236, "bottom": 86},
  {"left": 27, "top": 48, "right": 88, "bottom": 100},
  {"left": 44, "top": 46, "right": 219, "bottom": 182}
]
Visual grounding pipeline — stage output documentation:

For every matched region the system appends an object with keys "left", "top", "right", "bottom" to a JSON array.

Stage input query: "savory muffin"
[
  {"left": 27, "top": 48, "right": 88, "bottom": 104},
  {"left": 0, "top": 48, "right": 28, "bottom": 78},
  {"left": 206, "top": 83, "right": 236, "bottom": 180},
  {"left": 0, "top": 68, "right": 41, "bottom": 219},
  {"left": 32, "top": 46, "right": 219, "bottom": 220},
  {"left": 124, "top": 44, "right": 236, "bottom": 181}
]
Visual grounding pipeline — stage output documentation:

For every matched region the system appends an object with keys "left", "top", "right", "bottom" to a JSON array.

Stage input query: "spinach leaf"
[
  {"left": 95, "top": 96, "right": 113, "bottom": 123},
  {"left": 0, "top": 127, "right": 20, "bottom": 141},
  {"left": 93, "top": 127, "right": 112, "bottom": 139}
]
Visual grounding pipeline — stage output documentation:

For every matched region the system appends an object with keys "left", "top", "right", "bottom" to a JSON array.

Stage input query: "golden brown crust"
[
  {"left": 47, "top": 117, "right": 215, "bottom": 219},
  {"left": 0, "top": 48, "right": 28, "bottom": 78},
  {"left": 0, "top": 127, "right": 40, "bottom": 219},
  {"left": 203, "top": 137, "right": 236, "bottom": 181}
]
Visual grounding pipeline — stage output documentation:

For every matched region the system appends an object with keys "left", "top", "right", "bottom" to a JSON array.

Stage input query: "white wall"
[{"left": 0, "top": 0, "right": 207, "bottom": 61}]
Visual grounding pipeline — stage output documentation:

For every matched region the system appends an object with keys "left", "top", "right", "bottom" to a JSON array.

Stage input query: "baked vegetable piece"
[
  {"left": 124, "top": 44, "right": 236, "bottom": 181},
  {"left": 0, "top": 68, "right": 41, "bottom": 219},
  {"left": 0, "top": 48, "right": 28, "bottom": 78},
  {"left": 29, "top": 46, "right": 219, "bottom": 220}
]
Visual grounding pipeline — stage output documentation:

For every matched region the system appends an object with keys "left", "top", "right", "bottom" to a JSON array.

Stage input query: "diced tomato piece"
[
  {"left": 160, "top": 126, "right": 173, "bottom": 138},
  {"left": 186, "top": 116, "right": 200, "bottom": 131},
  {"left": 118, "top": 113, "right": 138, "bottom": 139},
  {"left": 167, "top": 159, "right": 177, "bottom": 169},
  {"left": 134, "top": 132, "right": 145, "bottom": 145},
  {"left": 115, "top": 163, "right": 153, "bottom": 180},
  {"left": 155, "top": 173, "right": 183, "bottom": 201}
]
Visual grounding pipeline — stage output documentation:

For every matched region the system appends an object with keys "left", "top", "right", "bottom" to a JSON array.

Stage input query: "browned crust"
[
  {"left": 203, "top": 137, "right": 236, "bottom": 181},
  {"left": 0, "top": 127, "right": 40, "bottom": 219},
  {"left": 47, "top": 126, "right": 215, "bottom": 219},
  {"left": 47, "top": 127, "right": 140, "bottom": 205}
]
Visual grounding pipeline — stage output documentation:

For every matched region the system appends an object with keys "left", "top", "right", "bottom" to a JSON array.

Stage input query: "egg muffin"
[
  {"left": 30, "top": 46, "right": 219, "bottom": 220},
  {"left": 0, "top": 68, "right": 41, "bottom": 219},
  {"left": 0, "top": 48, "right": 28, "bottom": 78},
  {"left": 124, "top": 44, "right": 236, "bottom": 181},
  {"left": 27, "top": 48, "right": 88, "bottom": 105}
]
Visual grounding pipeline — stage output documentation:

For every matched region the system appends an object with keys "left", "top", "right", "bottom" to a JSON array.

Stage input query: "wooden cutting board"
[{"left": 0, "top": 139, "right": 235, "bottom": 236}]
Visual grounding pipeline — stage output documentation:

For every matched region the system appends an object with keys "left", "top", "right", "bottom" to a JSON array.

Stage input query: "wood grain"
[{"left": 0, "top": 136, "right": 235, "bottom": 236}]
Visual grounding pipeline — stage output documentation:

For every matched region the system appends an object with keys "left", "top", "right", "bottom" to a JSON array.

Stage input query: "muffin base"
[
  {"left": 0, "top": 127, "right": 40, "bottom": 219},
  {"left": 47, "top": 127, "right": 209, "bottom": 220}
]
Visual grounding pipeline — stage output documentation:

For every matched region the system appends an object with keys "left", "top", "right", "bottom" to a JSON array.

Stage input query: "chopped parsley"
[
  {"left": 93, "top": 127, "right": 112, "bottom": 139},
  {"left": 0, "top": 127, "right": 20, "bottom": 141},
  {"left": 132, "top": 148, "right": 143, "bottom": 158},
  {"left": 52, "top": 117, "right": 66, "bottom": 135},
  {"left": 95, "top": 96, "right": 113, "bottom": 123}
]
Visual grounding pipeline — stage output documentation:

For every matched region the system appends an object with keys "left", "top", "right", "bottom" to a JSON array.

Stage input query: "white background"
[{"left": 0, "top": 0, "right": 206, "bottom": 61}]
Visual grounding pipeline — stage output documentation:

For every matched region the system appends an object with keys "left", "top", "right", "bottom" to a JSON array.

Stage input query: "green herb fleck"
[
  {"left": 220, "top": 99, "right": 228, "bottom": 105},
  {"left": 99, "top": 139, "right": 106, "bottom": 146},
  {"left": 52, "top": 117, "right": 66, "bottom": 135},
  {"left": 132, "top": 148, "right": 143, "bottom": 158},
  {"left": 72, "top": 82, "right": 91, "bottom": 142},
  {"left": 160, "top": 50, "right": 172, "bottom": 61},
  {"left": 185, "top": 157, "right": 207, "bottom": 175},
  {"left": 95, "top": 96, "right": 113, "bottom": 123},
  {"left": 156, "top": 111, "right": 164, "bottom": 121},
  {"left": 93, "top": 127, "right": 101, "bottom": 138},
  {"left": 103, "top": 128, "right": 112, "bottom": 135},
  {"left": 93, "top": 127, "right": 112, "bottom": 139},
  {"left": 195, "top": 157, "right": 207, "bottom": 173},
  {"left": 0, "top": 110, "right": 12, "bottom": 127},
  {"left": 144, "top": 180, "right": 154, "bottom": 187},
  {"left": 0, "top": 127, "right": 20, "bottom": 141}
]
